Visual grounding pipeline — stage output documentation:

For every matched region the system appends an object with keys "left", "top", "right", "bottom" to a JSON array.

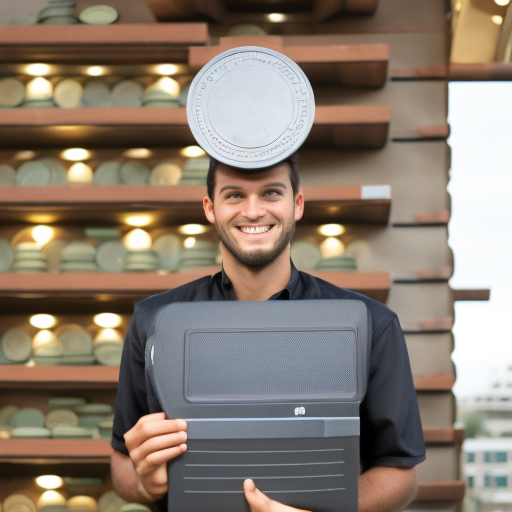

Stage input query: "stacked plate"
[
  {"left": 178, "top": 81, "right": 191, "bottom": 107},
  {"left": 15, "top": 157, "right": 67, "bottom": 185},
  {"left": 57, "top": 325, "right": 95, "bottom": 365},
  {"left": 179, "top": 157, "right": 209, "bottom": 185},
  {"left": 67, "top": 496, "right": 99, "bottom": 512},
  {"left": 10, "top": 407, "right": 51, "bottom": 438},
  {"left": 92, "top": 161, "right": 121, "bottom": 184},
  {"left": 3, "top": 495, "right": 37, "bottom": 512},
  {"left": 0, "top": 77, "right": 25, "bottom": 108},
  {"left": 85, "top": 227, "right": 121, "bottom": 240},
  {"left": 177, "top": 240, "right": 218, "bottom": 272},
  {"left": 98, "top": 491, "right": 127, "bottom": 512},
  {"left": 78, "top": 4, "right": 119, "bottom": 25},
  {"left": 291, "top": 240, "right": 322, "bottom": 270},
  {"left": 0, "top": 405, "right": 18, "bottom": 429},
  {"left": 111, "top": 80, "right": 144, "bottom": 107},
  {"left": 94, "top": 329, "right": 123, "bottom": 366},
  {"left": 54, "top": 78, "right": 83, "bottom": 108},
  {"left": 123, "top": 250, "right": 159, "bottom": 272},
  {"left": 32, "top": 329, "right": 64, "bottom": 365},
  {"left": 1, "top": 328, "right": 32, "bottom": 364},
  {"left": 315, "top": 255, "right": 358, "bottom": 271},
  {"left": 74, "top": 402, "right": 112, "bottom": 429},
  {"left": 44, "top": 408, "right": 79, "bottom": 429},
  {"left": 119, "top": 161, "right": 150, "bottom": 184},
  {"left": 83, "top": 80, "right": 112, "bottom": 107},
  {"left": 11, "top": 243, "right": 47, "bottom": 273},
  {"left": 23, "top": 77, "right": 54, "bottom": 108},
  {"left": 98, "top": 417, "right": 114, "bottom": 439},
  {"left": 0, "top": 237, "right": 14, "bottom": 272},
  {"left": 0, "top": 164, "right": 16, "bottom": 185},
  {"left": 36, "top": 0, "right": 78, "bottom": 25},
  {"left": 152, "top": 233, "right": 181, "bottom": 272},
  {"left": 60, "top": 242, "right": 98, "bottom": 272},
  {"left": 96, "top": 240, "right": 128, "bottom": 273},
  {"left": 51, "top": 425, "right": 94, "bottom": 438},
  {"left": 142, "top": 78, "right": 180, "bottom": 108},
  {"left": 149, "top": 161, "right": 182, "bottom": 185}
]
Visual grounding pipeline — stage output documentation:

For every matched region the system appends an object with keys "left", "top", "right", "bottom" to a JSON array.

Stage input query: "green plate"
[
  {"left": 93, "top": 161, "right": 121, "bottom": 184},
  {"left": 0, "top": 405, "right": 19, "bottom": 427},
  {"left": 149, "top": 162, "right": 182, "bottom": 185},
  {"left": 94, "top": 344, "right": 123, "bottom": 366},
  {"left": 182, "top": 157, "right": 209, "bottom": 173},
  {"left": 111, "top": 80, "right": 144, "bottom": 107},
  {"left": 33, "top": 355, "right": 64, "bottom": 365},
  {"left": 61, "top": 242, "right": 96, "bottom": 258},
  {"left": 1, "top": 327, "right": 32, "bottom": 362},
  {"left": 60, "top": 262, "right": 99, "bottom": 272},
  {"left": 10, "top": 426, "right": 52, "bottom": 438},
  {"left": 37, "top": 5, "right": 75, "bottom": 21},
  {"left": 78, "top": 415, "right": 111, "bottom": 427},
  {"left": 142, "top": 99, "right": 180, "bottom": 108},
  {"left": 96, "top": 240, "right": 127, "bottom": 273},
  {"left": 22, "top": 99, "right": 55, "bottom": 107},
  {"left": 83, "top": 80, "right": 112, "bottom": 107},
  {"left": 54, "top": 78, "right": 83, "bottom": 108},
  {"left": 45, "top": 408, "right": 79, "bottom": 429},
  {"left": 74, "top": 403, "right": 112, "bottom": 415},
  {"left": 119, "top": 161, "right": 150, "bottom": 184},
  {"left": 11, "top": 407, "right": 45, "bottom": 428},
  {"left": 15, "top": 160, "right": 52, "bottom": 186},
  {"left": 39, "top": 16, "right": 78, "bottom": 25},
  {"left": 0, "top": 164, "right": 16, "bottom": 185},
  {"left": 51, "top": 425, "right": 94, "bottom": 438},
  {"left": 49, "top": 397, "right": 87, "bottom": 408},
  {"left": 63, "top": 477, "right": 103, "bottom": 486},
  {"left": 0, "top": 238, "right": 14, "bottom": 272},
  {"left": 60, "top": 354, "right": 96, "bottom": 365},
  {"left": 0, "top": 78, "right": 25, "bottom": 107},
  {"left": 85, "top": 227, "right": 121, "bottom": 239},
  {"left": 98, "top": 491, "right": 127, "bottom": 512},
  {"left": 79, "top": 5, "right": 119, "bottom": 25}
]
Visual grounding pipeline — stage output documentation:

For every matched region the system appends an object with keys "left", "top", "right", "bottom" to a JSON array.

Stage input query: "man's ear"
[
  {"left": 294, "top": 188, "right": 304, "bottom": 222},
  {"left": 203, "top": 196, "right": 215, "bottom": 224}
]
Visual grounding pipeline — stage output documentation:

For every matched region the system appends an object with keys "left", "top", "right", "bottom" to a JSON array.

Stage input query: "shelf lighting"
[
  {"left": 317, "top": 224, "right": 345, "bottom": 237},
  {"left": 25, "top": 77, "right": 53, "bottom": 100},
  {"left": 94, "top": 313, "right": 122, "bottom": 328},
  {"left": 268, "top": 13, "right": 286, "bottom": 22},
  {"left": 147, "top": 77, "right": 180, "bottom": 98},
  {"left": 25, "top": 63, "right": 50, "bottom": 76},
  {"left": 32, "top": 330, "right": 58, "bottom": 350},
  {"left": 86, "top": 66, "right": 106, "bottom": 76},
  {"left": 60, "top": 148, "right": 91, "bottom": 161},
  {"left": 454, "top": 1, "right": 462, "bottom": 11},
  {"left": 94, "top": 328, "right": 123, "bottom": 345},
  {"left": 67, "top": 162, "right": 93, "bottom": 183},
  {"left": 494, "top": 0, "right": 510, "bottom": 6},
  {"left": 178, "top": 224, "right": 208, "bottom": 235},
  {"left": 32, "top": 225, "right": 55, "bottom": 246},
  {"left": 30, "top": 314, "right": 57, "bottom": 329},
  {"left": 123, "top": 229, "right": 152, "bottom": 250},
  {"left": 14, "top": 150, "right": 36, "bottom": 160},
  {"left": 492, "top": 15, "right": 503, "bottom": 24},
  {"left": 180, "top": 146, "right": 206, "bottom": 158},
  {"left": 125, "top": 214, "right": 154, "bottom": 227},
  {"left": 37, "top": 491, "right": 66, "bottom": 510},
  {"left": 155, "top": 64, "right": 178, "bottom": 76},
  {"left": 319, "top": 237, "right": 345, "bottom": 258},
  {"left": 184, "top": 237, "right": 196, "bottom": 248},
  {"left": 36, "top": 475, "right": 64, "bottom": 490},
  {"left": 122, "top": 148, "right": 152, "bottom": 158}
]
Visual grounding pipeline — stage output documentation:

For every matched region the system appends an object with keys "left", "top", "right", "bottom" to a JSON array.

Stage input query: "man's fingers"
[
  {"left": 132, "top": 430, "right": 187, "bottom": 463},
  {"left": 135, "top": 441, "right": 188, "bottom": 473},
  {"left": 125, "top": 418, "right": 187, "bottom": 451},
  {"left": 244, "top": 479, "right": 272, "bottom": 512}
]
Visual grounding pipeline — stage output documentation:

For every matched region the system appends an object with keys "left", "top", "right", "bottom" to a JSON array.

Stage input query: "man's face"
[{"left": 203, "top": 163, "right": 304, "bottom": 268}]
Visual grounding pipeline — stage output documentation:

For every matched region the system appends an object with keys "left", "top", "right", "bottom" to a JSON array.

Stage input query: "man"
[{"left": 111, "top": 154, "right": 426, "bottom": 512}]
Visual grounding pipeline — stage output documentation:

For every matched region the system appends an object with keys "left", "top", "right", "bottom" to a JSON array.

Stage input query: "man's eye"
[
  {"left": 265, "top": 190, "right": 280, "bottom": 197},
  {"left": 227, "top": 193, "right": 241, "bottom": 199}
]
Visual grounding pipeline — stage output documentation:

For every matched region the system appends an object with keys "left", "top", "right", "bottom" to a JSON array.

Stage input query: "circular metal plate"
[{"left": 187, "top": 46, "right": 315, "bottom": 169}]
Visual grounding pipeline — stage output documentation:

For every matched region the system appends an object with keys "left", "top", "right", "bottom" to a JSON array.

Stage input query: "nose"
[{"left": 241, "top": 194, "right": 266, "bottom": 220}]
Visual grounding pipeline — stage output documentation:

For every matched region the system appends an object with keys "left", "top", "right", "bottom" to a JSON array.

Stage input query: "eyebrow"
[{"left": 218, "top": 182, "right": 288, "bottom": 194}]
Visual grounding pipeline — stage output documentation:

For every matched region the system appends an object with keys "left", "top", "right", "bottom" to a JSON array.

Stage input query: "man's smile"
[{"left": 236, "top": 225, "right": 274, "bottom": 235}]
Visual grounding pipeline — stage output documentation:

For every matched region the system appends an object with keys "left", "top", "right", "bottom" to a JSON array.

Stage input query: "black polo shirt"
[{"left": 112, "top": 264, "right": 426, "bottom": 473}]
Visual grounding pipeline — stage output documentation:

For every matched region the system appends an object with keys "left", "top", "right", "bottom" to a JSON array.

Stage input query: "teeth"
[{"left": 239, "top": 225, "right": 271, "bottom": 234}]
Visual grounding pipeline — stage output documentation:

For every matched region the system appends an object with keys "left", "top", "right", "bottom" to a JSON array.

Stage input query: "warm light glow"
[
  {"left": 180, "top": 146, "right": 206, "bottom": 158},
  {"left": 178, "top": 224, "right": 208, "bottom": 235},
  {"left": 268, "top": 13, "right": 286, "bottom": 22},
  {"left": 122, "top": 148, "right": 152, "bottom": 158},
  {"left": 492, "top": 15, "right": 503, "bottom": 24},
  {"left": 94, "top": 328, "right": 123, "bottom": 345},
  {"left": 60, "top": 148, "right": 91, "bottom": 161},
  {"left": 454, "top": 1, "right": 462, "bottom": 11},
  {"left": 32, "top": 330, "right": 58, "bottom": 349},
  {"left": 25, "top": 63, "right": 50, "bottom": 76},
  {"left": 147, "top": 77, "right": 180, "bottom": 97},
  {"left": 36, "top": 475, "right": 64, "bottom": 490},
  {"left": 94, "top": 313, "right": 122, "bottom": 328},
  {"left": 317, "top": 224, "right": 345, "bottom": 237},
  {"left": 319, "top": 237, "right": 346, "bottom": 258},
  {"left": 155, "top": 64, "right": 179, "bottom": 76},
  {"left": 86, "top": 66, "right": 106, "bottom": 76},
  {"left": 67, "top": 162, "right": 93, "bottom": 183},
  {"left": 0, "top": 430, "right": 9, "bottom": 439},
  {"left": 123, "top": 229, "right": 152, "bottom": 250},
  {"left": 14, "top": 150, "right": 36, "bottom": 160},
  {"left": 30, "top": 314, "right": 57, "bottom": 329},
  {"left": 125, "top": 214, "right": 154, "bottom": 227},
  {"left": 184, "top": 237, "right": 196, "bottom": 248},
  {"left": 494, "top": 0, "right": 510, "bottom": 6},
  {"left": 26, "top": 77, "right": 53, "bottom": 99},
  {"left": 27, "top": 214, "right": 58, "bottom": 224},
  {"left": 37, "top": 491, "right": 66, "bottom": 509},
  {"left": 32, "top": 225, "right": 55, "bottom": 246}
]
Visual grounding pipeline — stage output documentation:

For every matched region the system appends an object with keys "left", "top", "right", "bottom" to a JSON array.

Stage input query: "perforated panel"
[{"left": 185, "top": 329, "right": 357, "bottom": 402}]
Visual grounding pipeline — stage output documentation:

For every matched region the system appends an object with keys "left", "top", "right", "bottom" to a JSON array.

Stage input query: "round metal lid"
[{"left": 187, "top": 46, "right": 315, "bottom": 169}]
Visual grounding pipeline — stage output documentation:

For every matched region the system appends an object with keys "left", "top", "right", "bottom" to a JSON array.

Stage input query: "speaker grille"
[{"left": 185, "top": 329, "right": 357, "bottom": 402}]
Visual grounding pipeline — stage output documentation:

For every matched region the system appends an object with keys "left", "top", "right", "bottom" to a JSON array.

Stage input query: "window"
[
  {"left": 485, "top": 474, "right": 492, "bottom": 488},
  {"left": 484, "top": 452, "right": 492, "bottom": 463},
  {"left": 466, "top": 452, "right": 475, "bottom": 463},
  {"left": 495, "top": 452, "right": 507, "bottom": 463},
  {"left": 467, "top": 476, "right": 474, "bottom": 488},
  {"left": 496, "top": 476, "right": 508, "bottom": 488}
]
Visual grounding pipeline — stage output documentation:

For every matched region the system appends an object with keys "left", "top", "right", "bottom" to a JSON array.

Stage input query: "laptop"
[{"left": 147, "top": 299, "right": 370, "bottom": 512}]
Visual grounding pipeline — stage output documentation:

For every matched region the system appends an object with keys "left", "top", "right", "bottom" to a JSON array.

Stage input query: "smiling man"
[{"left": 110, "top": 153, "right": 426, "bottom": 512}]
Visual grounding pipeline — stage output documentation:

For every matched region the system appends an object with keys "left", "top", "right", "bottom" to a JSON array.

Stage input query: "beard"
[{"left": 214, "top": 220, "right": 296, "bottom": 268}]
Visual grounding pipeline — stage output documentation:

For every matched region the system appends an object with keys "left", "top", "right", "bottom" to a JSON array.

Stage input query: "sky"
[{"left": 447, "top": 81, "right": 512, "bottom": 399}]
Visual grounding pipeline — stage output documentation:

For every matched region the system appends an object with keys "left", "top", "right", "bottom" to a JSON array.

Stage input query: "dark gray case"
[{"left": 147, "top": 299, "right": 370, "bottom": 512}]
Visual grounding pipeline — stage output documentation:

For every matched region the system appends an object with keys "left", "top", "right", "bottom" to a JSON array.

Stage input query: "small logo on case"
[{"left": 294, "top": 407, "right": 305, "bottom": 416}]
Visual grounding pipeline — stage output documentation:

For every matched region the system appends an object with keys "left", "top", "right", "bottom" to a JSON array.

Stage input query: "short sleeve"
[
  {"left": 111, "top": 307, "right": 150, "bottom": 455},
  {"left": 360, "top": 316, "right": 426, "bottom": 472}
]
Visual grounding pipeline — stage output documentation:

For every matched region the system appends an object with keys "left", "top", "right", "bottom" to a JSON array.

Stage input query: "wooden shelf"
[
  {"left": 0, "top": 184, "right": 391, "bottom": 225},
  {"left": 423, "top": 427, "right": 464, "bottom": 445},
  {"left": 0, "top": 270, "right": 391, "bottom": 304},
  {"left": 413, "top": 374, "right": 455, "bottom": 392},
  {"left": 452, "top": 289, "right": 491, "bottom": 301},
  {"left": 189, "top": 38, "right": 389, "bottom": 87},
  {"left": 414, "top": 481, "right": 465, "bottom": 502},
  {"left": 0, "top": 24, "right": 209, "bottom": 64},
  {"left": 391, "top": 124, "right": 449, "bottom": 142},
  {"left": 0, "top": 106, "right": 390, "bottom": 149}
]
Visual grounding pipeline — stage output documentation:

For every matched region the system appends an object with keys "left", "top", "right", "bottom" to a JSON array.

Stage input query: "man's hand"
[
  {"left": 243, "top": 480, "right": 311, "bottom": 512},
  {"left": 123, "top": 412, "right": 187, "bottom": 501}
]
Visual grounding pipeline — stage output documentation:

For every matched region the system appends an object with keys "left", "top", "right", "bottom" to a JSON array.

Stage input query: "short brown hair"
[{"left": 206, "top": 153, "right": 300, "bottom": 200}]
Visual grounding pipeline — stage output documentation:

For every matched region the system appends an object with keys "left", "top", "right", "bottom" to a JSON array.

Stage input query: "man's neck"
[{"left": 221, "top": 249, "right": 292, "bottom": 301}]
